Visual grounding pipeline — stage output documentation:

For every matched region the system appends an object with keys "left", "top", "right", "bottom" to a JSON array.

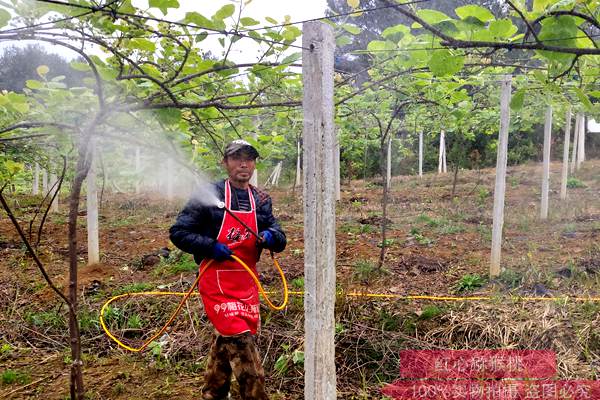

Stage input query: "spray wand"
[{"left": 216, "top": 201, "right": 264, "bottom": 244}]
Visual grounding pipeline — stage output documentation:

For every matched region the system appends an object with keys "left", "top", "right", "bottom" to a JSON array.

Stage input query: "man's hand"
[
  {"left": 211, "top": 242, "right": 233, "bottom": 261},
  {"left": 258, "top": 231, "right": 274, "bottom": 249}
]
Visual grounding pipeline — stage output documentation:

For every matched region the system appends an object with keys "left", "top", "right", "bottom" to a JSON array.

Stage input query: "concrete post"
[{"left": 302, "top": 21, "right": 336, "bottom": 400}]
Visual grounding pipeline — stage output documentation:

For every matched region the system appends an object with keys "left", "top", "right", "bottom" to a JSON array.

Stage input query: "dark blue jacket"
[{"left": 169, "top": 180, "right": 286, "bottom": 264}]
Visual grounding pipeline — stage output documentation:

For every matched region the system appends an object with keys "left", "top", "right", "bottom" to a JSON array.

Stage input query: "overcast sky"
[{"left": 1, "top": 0, "right": 329, "bottom": 61}]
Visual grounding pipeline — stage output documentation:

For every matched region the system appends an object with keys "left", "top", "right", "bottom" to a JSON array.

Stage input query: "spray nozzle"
[{"left": 216, "top": 201, "right": 225, "bottom": 209}]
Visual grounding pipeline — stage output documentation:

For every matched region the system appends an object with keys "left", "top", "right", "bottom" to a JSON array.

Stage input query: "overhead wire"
[
  {"left": 33, "top": 0, "right": 312, "bottom": 50},
  {"left": 237, "top": 0, "right": 432, "bottom": 33}
]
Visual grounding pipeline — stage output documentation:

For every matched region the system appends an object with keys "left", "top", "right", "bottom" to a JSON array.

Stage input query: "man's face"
[{"left": 222, "top": 152, "right": 256, "bottom": 185}]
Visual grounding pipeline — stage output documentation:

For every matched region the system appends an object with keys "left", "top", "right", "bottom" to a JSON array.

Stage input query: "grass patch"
[
  {"left": 24, "top": 310, "right": 65, "bottom": 329},
  {"left": 113, "top": 282, "right": 154, "bottom": 295},
  {"left": 153, "top": 250, "right": 197, "bottom": 277},
  {"left": 567, "top": 177, "right": 586, "bottom": 188},
  {"left": 454, "top": 273, "right": 486, "bottom": 293},
  {"left": 352, "top": 259, "right": 379, "bottom": 282},
  {"left": 409, "top": 227, "right": 433, "bottom": 245},
  {"left": 1, "top": 369, "right": 31, "bottom": 385}
]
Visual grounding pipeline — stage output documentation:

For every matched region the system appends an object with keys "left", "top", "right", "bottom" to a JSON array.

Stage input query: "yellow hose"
[{"left": 100, "top": 254, "right": 288, "bottom": 352}]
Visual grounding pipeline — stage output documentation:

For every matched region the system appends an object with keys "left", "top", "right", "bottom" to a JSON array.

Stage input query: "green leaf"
[
  {"left": 281, "top": 52, "right": 301, "bottom": 64},
  {"left": 347, "top": 0, "right": 359, "bottom": 8},
  {"left": 574, "top": 88, "right": 593, "bottom": 111},
  {"left": 282, "top": 26, "right": 301, "bottom": 41},
  {"left": 510, "top": 89, "right": 525, "bottom": 110},
  {"left": 240, "top": 17, "right": 259, "bottom": 26},
  {"left": 155, "top": 108, "right": 182, "bottom": 126},
  {"left": 536, "top": 15, "right": 578, "bottom": 64},
  {"left": 274, "top": 354, "right": 289, "bottom": 375},
  {"left": 148, "top": 0, "right": 179, "bottom": 15},
  {"left": 36, "top": 65, "right": 49, "bottom": 77},
  {"left": 588, "top": 91, "right": 600, "bottom": 99},
  {"left": 533, "top": 0, "right": 553, "bottom": 12},
  {"left": 26, "top": 80, "right": 43, "bottom": 90},
  {"left": 381, "top": 24, "right": 410, "bottom": 40},
  {"left": 336, "top": 35, "right": 352, "bottom": 47},
  {"left": 0, "top": 9, "right": 10, "bottom": 28},
  {"left": 130, "top": 38, "right": 156, "bottom": 52},
  {"left": 265, "top": 16, "right": 277, "bottom": 24},
  {"left": 70, "top": 61, "right": 90, "bottom": 72},
  {"left": 416, "top": 9, "right": 452, "bottom": 25},
  {"left": 455, "top": 5, "right": 495, "bottom": 22},
  {"left": 341, "top": 23, "right": 361, "bottom": 35},
  {"left": 292, "top": 350, "right": 304, "bottom": 365},
  {"left": 184, "top": 12, "right": 215, "bottom": 30},
  {"left": 213, "top": 4, "right": 235, "bottom": 21},
  {"left": 489, "top": 19, "right": 518, "bottom": 38},
  {"left": 427, "top": 49, "right": 464, "bottom": 77},
  {"left": 367, "top": 40, "right": 396, "bottom": 52}
]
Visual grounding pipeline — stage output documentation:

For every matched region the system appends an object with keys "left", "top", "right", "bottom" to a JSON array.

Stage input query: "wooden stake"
[
  {"left": 490, "top": 76, "right": 512, "bottom": 277},
  {"left": 33, "top": 162, "right": 40, "bottom": 195},
  {"left": 302, "top": 21, "right": 336, "bottom": 400},
  {"left": 295, "top": 139, "right": 302, "bottom": 188},
  {"left": 570, "top": 113, "right": 580, "bottom": 174},
  {"left": 250, "top": 131, "right": 258, "bottom": 186},
  {"left": 418, "top": 131, "right": 423, "bottom": 177},
  {"left": 386, "top": 136, "right": 392, "bottom": 189},
  {"left": 86, "top": 145, "right": 100, "bottom": 265},
  {"left": 42, "top": 169, "right": 48, "bottom": 195},
  {"left": 540, "top": 106, "right": 552, "bottom": 220},
  {"left": 560, "top": 107, "right": 572, "bottom": 200},
  {"left": 577, "top": 114, "right": 585, "bottom": 169},
  {"left": 335, "top": 137, "right": 341, "bottom": 201},
  {"left": 438, "top": 130, "right": 445, "bottom": 174}
]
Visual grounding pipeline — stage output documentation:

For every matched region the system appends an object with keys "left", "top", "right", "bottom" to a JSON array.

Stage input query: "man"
[{"left": 169, "top": 139, "right": 286, "bottom": 400}]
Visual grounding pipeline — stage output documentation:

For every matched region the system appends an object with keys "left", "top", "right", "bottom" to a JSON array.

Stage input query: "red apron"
[{"left": 198, "top": 180, "right": 260, "bottom": 336}]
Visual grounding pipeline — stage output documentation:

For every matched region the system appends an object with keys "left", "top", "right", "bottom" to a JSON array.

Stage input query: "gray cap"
[{"left": 224, "top": 139, "right": 260, "bottom": 159}]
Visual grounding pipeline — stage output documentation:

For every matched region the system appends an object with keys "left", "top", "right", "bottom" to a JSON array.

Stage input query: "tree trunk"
[
  {"left": 378, "top": 141, "right": 389, "bottom": 269},
  {"left": 451, "top": 161, "right": 459, "bottom": 198},
  {"left": 68, "top": 137, "right": 94, "bottom": 399}
]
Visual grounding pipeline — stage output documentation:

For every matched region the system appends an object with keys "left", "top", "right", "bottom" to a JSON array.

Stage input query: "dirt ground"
[{"left": 1, "top": 160, "right": 599, "bottom": 399}]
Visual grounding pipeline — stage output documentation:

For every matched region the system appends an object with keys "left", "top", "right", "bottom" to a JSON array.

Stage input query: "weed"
[
  {"left": 352, "top": 259, "right": 377, "bottom": 281},
  {"left": 567, "top": 177, "right": 586, "bottom": 188},
  {"left": 497, "top": 269, "right": 523, "bottom": 289},
  {"left": 2, "top": 369, "right": 31, "bottom": 385},
  {"left": 509, "top": 176, "right": 520, "bottom": 188},
  {"left": 454, "top": 274, "right": 486, "bottom": 293},
  {"left": 476, "top": 225, "right": 492, "bottom": 242},
  {"left": 290, "top": 248, "right": 303, "bottom": 257},
  {"left": 24, "top": 310, "right": 65, "bottom": 329},
  {"left": 477, "top": 187, "right": 491, "bottom": 206},
  {"left": 378, "top": 309, "right": 401, "bottom": 331},
  {"left": 410, "top": 227, "right": 433, "bottom": 245},
  {"left": 291, "top": 277, "right": 304, "bottom": 289},
  {"left": 438, "top": 223, "right": 465, "bottom": 235},
  {"left": 112, "top": 382, "right": 126, "bottom": 396},
  {"left": 78, "top": 309, "right": 99, "bottom": 333},
  {"left": 153, "top": 251, "right": 197, "bottom": 276},
  {"left": 114, "top": 282, "right": 153, "bottom": 295},
  {"left": 359, "top": 224, "right": 376, "bottom": 234},
  {"left": 127, "top": 314, "right": 143, "bottom": 329},
  {"left": 273, "top": 345, "right": 303, "bottom": 376},
  {"left": 377, "top": 238, "right": 397, "bottom": 248},
  {"left": 415, "top": 214, "right": 442, "bottom": 227},
  {"left": 417, "top": 305, "right": 445, "bottom": 320},
  {"left": 0, "top": 343, "right": 12, "bottom": 356}
]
